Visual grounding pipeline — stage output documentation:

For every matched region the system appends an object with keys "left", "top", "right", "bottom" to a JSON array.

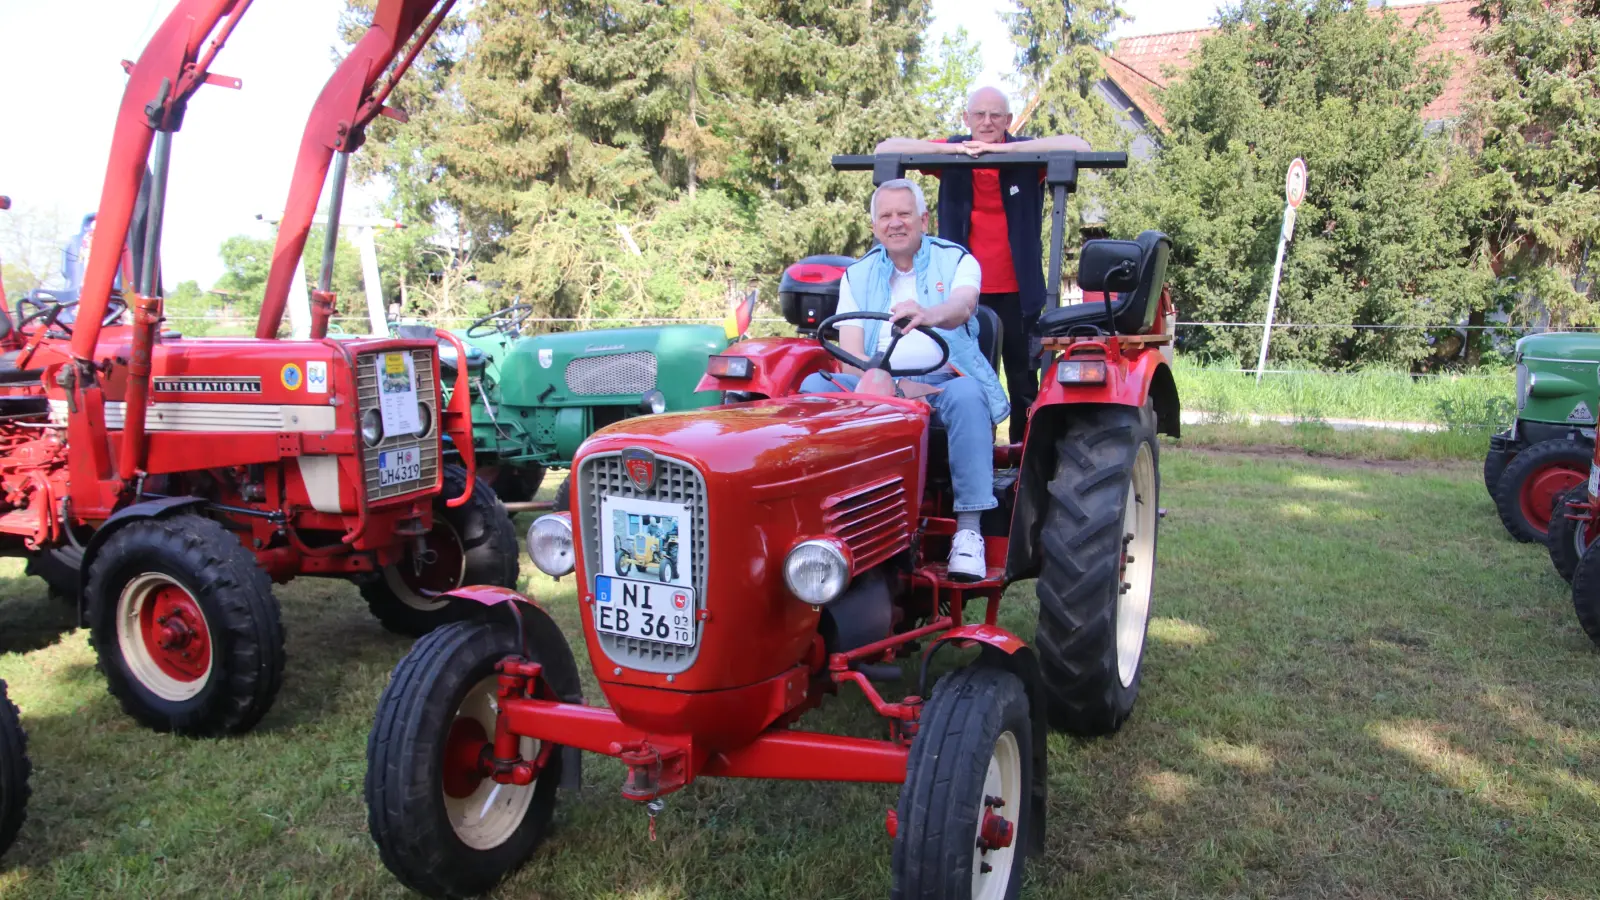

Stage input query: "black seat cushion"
[
  {"left": 972, "top": 304, "right": 1002, "bottom": 371},
  {"left": 0, "top": 350, "right": 42, "bottom": 386},
  {"left": 1039, "top": 230, "right": 1172, "bottom": 337}
]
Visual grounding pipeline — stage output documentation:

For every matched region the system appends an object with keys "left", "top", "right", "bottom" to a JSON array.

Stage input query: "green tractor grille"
[
  {"left": 579, "top": 451, "right": 707, "bottom": 674},
  {"left": 565, "top": 351, "right": 657, "bottom": 396}
]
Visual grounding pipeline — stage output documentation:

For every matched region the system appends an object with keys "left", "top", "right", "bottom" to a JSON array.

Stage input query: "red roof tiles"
[{"left": 1106, "top": 0, "right": 1488, "bottom": 126}]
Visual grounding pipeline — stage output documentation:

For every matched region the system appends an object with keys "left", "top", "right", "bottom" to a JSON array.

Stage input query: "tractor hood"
[
  {"left": 578, "top": 395, "right": 929, "bottom": 483},
  {"left": 1516, "top": 332, "right": 1600, "bottom": 365},
  {"left": 498, "top": 324, "right": 728, "bottom": 410}
]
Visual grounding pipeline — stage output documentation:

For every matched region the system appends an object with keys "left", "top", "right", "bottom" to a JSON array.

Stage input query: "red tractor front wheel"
[
  {"left": 1548, "top": 485, "right": 1597, "bottom": 584},
  {"left": 1494, "top": 440, "right": 1591, "bottom": 543},
  {"left": 893, "top": 665, "right": 1035, "bottom": 900},
  {"left": 361, "top": 465, "right": 520, "bottom": 636},
  {"left": 85, "top": 514, "right": 284, "bottom": 735},
  {"left": 366, "top": 619, "right": 565, "bottom": 898}
]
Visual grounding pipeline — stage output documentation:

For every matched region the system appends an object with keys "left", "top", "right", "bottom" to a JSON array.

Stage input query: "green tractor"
[
  {"left": 415, "top": 304, "right": 733, "bottom": 512},
  {"left": 1488, "top": 332, "right": 1600, "bottom": 542}
]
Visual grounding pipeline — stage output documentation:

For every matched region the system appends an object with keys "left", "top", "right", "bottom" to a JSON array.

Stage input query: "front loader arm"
[
  {"left": 71, "top": 0, "right": 250, "bottom": 363},
  {"left": 256, "top": 0, "right": 456, "bottom": 340}
]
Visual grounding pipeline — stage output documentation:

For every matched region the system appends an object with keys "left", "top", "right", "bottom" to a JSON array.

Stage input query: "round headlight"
[
  {"left": 361, "top": 407, "right": 384, "bottom": 447},
  {"left": 641, "top": 389, "right": 667, "bottom": 415},
  {"left": 783, "top": 539, "right": 850, "bottom": 606},
  {"left": 527, "top": 514, "right": 575, "bottom": 577},
  {"left": 414, "top": 401, "right": 432, "bottom": 438}
]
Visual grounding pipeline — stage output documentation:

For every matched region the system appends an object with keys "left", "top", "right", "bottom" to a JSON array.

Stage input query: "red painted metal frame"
[{"left": 257, "top": 0, "right": 456, "bottom": 339}]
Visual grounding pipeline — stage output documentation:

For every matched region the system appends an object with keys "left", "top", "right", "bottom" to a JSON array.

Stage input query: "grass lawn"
[{"left": 0, "top": 441, "right": 1593, "bottom": 898}]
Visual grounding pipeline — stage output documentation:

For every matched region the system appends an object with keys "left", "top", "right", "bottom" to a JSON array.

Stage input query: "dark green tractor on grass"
[
  {"left": 409, "top": 304, "right": 731, "bottom": 512},
  {"left": 1487, "top": 332, "right": 1600, "bottom": 542}
]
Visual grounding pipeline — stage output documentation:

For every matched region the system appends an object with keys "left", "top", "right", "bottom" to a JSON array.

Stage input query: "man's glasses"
[{"left": 967, "top": 111, "right": 1010, "bottom": 121}]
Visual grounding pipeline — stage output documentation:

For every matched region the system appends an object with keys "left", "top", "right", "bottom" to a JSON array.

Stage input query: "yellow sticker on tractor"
[{"left": 384, "top": 352, "right": 406, "bottom": 375}]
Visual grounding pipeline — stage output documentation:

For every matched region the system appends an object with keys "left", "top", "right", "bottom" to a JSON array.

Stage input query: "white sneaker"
[{"left": 948, "top": 529, "right": 987, "bottom": 582}]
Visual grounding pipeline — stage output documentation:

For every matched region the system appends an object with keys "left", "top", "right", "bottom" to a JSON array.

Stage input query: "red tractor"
[
  {"left": 0, "top": 0, "right": 517, "bottom": 736},
  {"left": 365, "top": 151, "right": 1181, "bottom": 897}
]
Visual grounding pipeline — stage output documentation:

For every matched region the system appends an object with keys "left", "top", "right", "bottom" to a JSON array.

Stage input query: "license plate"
[
  {"left": 593, "top": 575, "right": 695, "bottom": 646},
  {"left": 377, "top": 445, "right": 422, "bottom": 487}
]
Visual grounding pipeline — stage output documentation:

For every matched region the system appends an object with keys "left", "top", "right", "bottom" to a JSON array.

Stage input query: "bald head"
[
  {"left": 967, "top": 86, "right": 1010, "bottom": 114},
  {"left": 964, "top": 86, "right": 1012, "bottom": 142}
]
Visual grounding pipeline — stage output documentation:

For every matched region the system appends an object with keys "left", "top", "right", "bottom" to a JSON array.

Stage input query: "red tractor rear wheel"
[
  {"left": 361, "top": 465, "right": 520, "bottom": 636},
  {"left": 0, "top": 679, "right": 31, "bottom": 858},
  {"left": 366, "top": 619, "right": 564, "bottom": 898},
  {"left": 1548, "top": 485, "right": 1596, "bottom": 584},
  {"left": 892, "top": 665, "right": 1035, "bottom": 900},
  {"left": 1033, "top": 403, "right": 1159, "bottom": 736},
  {"left": 85, "top": 514, "right": 284, "bottom": 735},
  {"left": 1494, "top": 439, "right": 1590, "bottom": 543}
]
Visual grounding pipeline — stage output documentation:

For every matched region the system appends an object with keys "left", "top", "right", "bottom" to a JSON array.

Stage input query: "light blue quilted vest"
[{"left": 843, "top": 236, "right": 1010, "bottom": 425}]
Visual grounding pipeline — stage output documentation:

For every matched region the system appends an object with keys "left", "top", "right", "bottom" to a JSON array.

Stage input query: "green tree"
[
  {"left": 918, "top": 27, "right": 984, "bottom": 135},
  {"left": 339, "top": 0, "right": 936, "bottom": 323},
  {"left": 1105, "top": 0, "right": 1492, "bottom": 368},
  {"left": 1007, "top": 0, "right": 1130, "bottom": 148},
  {"left": 1465, "top": 0, "right": 1600, "bottom": 327}
]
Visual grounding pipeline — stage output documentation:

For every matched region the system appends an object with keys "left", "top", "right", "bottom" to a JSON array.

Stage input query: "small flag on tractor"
[{"left": 724, "top": 290, "right": 755, "bottom": 341}]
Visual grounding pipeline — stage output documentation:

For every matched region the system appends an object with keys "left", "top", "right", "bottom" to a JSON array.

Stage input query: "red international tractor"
[
  {"left": 364, "top": 151, "right": 1181, "bottom": 897},
  {"left": 0, "top": 0, "right": 517, "bottom": 736}
]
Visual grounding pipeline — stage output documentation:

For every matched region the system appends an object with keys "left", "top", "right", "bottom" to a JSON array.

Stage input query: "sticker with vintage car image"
[{"left": 596, "top": 496, "right": 695, "bottom": 646}]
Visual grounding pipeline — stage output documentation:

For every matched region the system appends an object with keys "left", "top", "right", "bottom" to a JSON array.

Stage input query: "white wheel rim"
[
  {"left": 116, "top": 573, "right": 212, "bottom": 702},
  {"left": 382, "top": 519, "right": 465, "bottom": 612},
  {"left": 443, "top": 675, "right": 538, "bottom": 850},
  {"left": 1116, "top": 443, "right": 1157, "bottom": 688},
  {"left": 971, "top": 730, "right": 1022, "bottom": 900}
]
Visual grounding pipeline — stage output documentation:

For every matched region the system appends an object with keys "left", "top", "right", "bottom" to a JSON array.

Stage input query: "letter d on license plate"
[
  {"left": 377, "top": 444, "right": 422, "bottom": 487},
  {"left": 594, "top": 575, "right": 696, "bottom": 646}
]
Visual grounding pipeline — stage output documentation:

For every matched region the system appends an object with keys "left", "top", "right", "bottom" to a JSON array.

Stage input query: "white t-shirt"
[{"left": 835, "top": 254, "right": 982, "bottom": 370}]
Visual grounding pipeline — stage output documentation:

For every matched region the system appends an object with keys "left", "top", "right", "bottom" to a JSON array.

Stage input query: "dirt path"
[{"left": 1170, "top": 442, "right": 1479, "bottom": 476}]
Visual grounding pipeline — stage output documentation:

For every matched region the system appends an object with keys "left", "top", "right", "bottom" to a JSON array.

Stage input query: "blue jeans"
[{"left": 800, "top": 371, "right": 996, "bottom": 513}]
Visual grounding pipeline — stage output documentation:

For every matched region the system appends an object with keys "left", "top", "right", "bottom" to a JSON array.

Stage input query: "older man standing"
[
  {"left": 877, "top": 86, "right": 1090, "bottom": 444},
  {"left": 800, "top": 179, "right": 1008, "bottom": 582}
]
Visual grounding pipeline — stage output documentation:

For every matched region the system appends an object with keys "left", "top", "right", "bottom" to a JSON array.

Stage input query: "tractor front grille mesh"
[
  {"left": 357, "top": 348, "right": 441, "bottom": 502},
  {"left": 579, "top": 453, "right": 707, "bottom": 674},
  {"left": 565, "top": 352, "right": 657, "bottom": 396}
]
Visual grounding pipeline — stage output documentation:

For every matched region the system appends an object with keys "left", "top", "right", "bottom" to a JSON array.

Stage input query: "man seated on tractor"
[{"left": 800, "top": 178, "right": 1009, "bottom": 582}]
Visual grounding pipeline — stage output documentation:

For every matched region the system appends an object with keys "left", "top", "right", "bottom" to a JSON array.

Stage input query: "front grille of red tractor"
[
  {"left": 356, "top": 348, "right": 441, "bottom": 501},
  {"left": 579, "top": 452, "right": 708, "bottom": 674}
]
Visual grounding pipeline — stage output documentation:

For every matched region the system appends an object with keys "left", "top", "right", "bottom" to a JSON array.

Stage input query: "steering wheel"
[
  {"left": 816, "top": 311, "right": 951, "bottom": 377},
  {"left": 15, "top": 291, "right": 127, "bottom": 336},
  {"left": 466, "top": 303, "right": 533, "bottom": 338}
]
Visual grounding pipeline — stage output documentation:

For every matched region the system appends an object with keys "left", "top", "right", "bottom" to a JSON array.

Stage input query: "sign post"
[{"left": 1256, "top": 157, "right": 1306, "bottom": 383}]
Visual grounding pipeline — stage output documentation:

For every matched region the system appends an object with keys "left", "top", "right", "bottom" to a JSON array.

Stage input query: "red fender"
[{"left": 439, "top": 584, "right": 586, "bottom": 790}]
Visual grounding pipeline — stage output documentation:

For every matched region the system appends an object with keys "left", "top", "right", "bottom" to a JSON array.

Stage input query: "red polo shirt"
[{"left": 928, "top": 138, "right": 1045, "bottom": 295}]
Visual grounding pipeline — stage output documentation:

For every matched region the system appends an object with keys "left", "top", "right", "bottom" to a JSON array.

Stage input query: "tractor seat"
[
  {"left": 1038, "top": 230, "right": 1172, "bottom": 337},
  {"left": 437, "top": 342, "right": 487, "bottom": 376},
  {"left": 972, "top": 304, "right": 1002, "bottom": 372},
  {"left": 0, "top": 351, "right": 43, "bottom": 387}
]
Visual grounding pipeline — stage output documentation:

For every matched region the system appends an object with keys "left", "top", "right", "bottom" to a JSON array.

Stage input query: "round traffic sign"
[{"left": 1285, "top": 158, "right": 1308, "bottom": 209}]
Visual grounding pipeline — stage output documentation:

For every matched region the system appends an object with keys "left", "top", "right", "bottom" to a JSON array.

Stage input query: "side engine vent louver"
[{"left": 823, "top": 476, "right": 910, "bottom": 570}]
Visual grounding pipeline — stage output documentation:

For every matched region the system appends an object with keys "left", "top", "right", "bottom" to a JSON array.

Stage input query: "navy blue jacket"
[{"left": 933, "top": 132, "right": 1047, "bottom": 318}]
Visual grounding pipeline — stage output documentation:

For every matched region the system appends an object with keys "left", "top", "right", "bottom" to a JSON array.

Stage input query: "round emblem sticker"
[{"left": 281, "top": 363, "right": 303, "bottom": 390}]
